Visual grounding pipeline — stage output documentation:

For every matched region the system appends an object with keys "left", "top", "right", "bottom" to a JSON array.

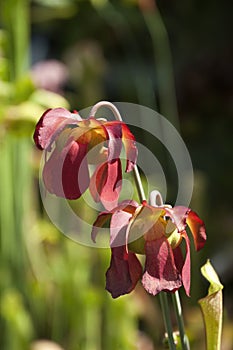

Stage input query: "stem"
[
  {"left": 159, "top": 293, "right": 176, "bottom": 350},
  {"left": 172, "top": 291, "right": 190, "bottom": 350},
  {"left": 90, "top": 101, "right": 123, "bottom": 122},
  {"left": 133, "top": 165, "right": 146, "bottom": 202}
]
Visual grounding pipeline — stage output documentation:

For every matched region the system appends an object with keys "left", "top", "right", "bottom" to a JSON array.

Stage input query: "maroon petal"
[
  {"left": 106, "top": 246, "right": 142, "bottom": 298},
  {"left": 104, "top": 121, "right": 123, "bottom": 163},
  {"left": 142, "top": 237, "right": 182, "bottom": 295},
  {"left": 43, "top": 141, "right": 89, "bottom": 199},
  {"left": 89, "top": 159, "right": 122, "bottom": 210},
  {"left": 122, "top": 123, "right": 138, "bottom": 172},
  {"left": 186, "top": 210, "right": 206, "bottom": 251},
  {"left": 33, "top": 108, "right": 81, "bottom": 150},
  {"left": 110, "top": 210, "right": 132, "bottom": 247},
  {"left": 173, "top": 232, "right": 191, "bottom": 296},
  {"left": 181, "top": 232, "right": 191, "bottom": 296}
]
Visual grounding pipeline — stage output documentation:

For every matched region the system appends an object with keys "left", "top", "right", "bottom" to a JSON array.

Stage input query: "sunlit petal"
[
  {"left": 34, "top": 108, "right": 80, "bottom": 150},
  {"left": 122, "top": 123, "right": 138, "bottom": 172},
  {"left": 142, "top": 237, "right": 182, "bottom": 295},
  {"left": 106, "top": 246, "right": 142, "bottom": 298},
  {"left": 173, "top": 232, "right": 191, "bottom": 296},
  {"left": 104, "top": 121, "right": 123, "bottom": 162},
  {"left": 110, "top": 210, "right": 132, "bottom": 247},
  {"left": 186, "top": 210, "right": 206, "bottom": 251},
  {"left": 89, "top": 160, "right": 122, "bottom": 210},
  {"left": 43, "top": 141, "right": 89, "bottom": 199}
]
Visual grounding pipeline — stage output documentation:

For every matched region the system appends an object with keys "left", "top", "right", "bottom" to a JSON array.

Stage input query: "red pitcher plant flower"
[
  {"left": 33, "top": 107, "right": 137, "bottom": 210},
  {"left": 92, "top": 197, "right": 206, "bottom": 298}
]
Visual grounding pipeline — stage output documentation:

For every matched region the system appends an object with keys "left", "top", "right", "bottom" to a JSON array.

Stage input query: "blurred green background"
[{"left": 0, "top": 0, "right": 233, "bottom": 349}]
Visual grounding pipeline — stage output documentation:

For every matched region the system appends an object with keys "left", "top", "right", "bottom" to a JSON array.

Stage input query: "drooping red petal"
[
  {"left": 89, "top": 159, "right": 122, "bottom": 210},
  {"left": 173, "top": 232, "right": 191, "bottom": 296},
  {"left": 110, "top": 210, "right": 132, "bottom": 247},
  {"left": 106, "top": 246, "right": 142, "bottom": 298},
  {"left": 104, "top": 121, "right": 123, "bottom": 163},
  {"left": 181, "top": 232, "right": 191, "bottom": 296},
  {"left": 122, "top": 123, "right": 138, "bottom": 172},
  {"left": 43, "top": 141, "right": 89, "bottom": 199},
  {"left": 34, "top": 108, "right": 81, "bottom": 150},
  {"left": 142, "top": 237, "right": 182, "bottom": 295},
  {"left": 186, "top": 210, "right": 206, "bottom": 251}
]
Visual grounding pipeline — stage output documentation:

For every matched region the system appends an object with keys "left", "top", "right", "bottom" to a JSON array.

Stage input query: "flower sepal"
[
  {"left": 128, "top": 235, "right": 145, "bottom": 255},
  {"left": 165, "top": 219, "right": 182, "bottom": 249}
]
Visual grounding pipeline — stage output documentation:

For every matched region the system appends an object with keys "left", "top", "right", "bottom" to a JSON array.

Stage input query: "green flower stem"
[
  {"left": 160, "top": 292, "right": 177, "bottom": 349},
  {"left": 132, "top": 165, "right": 146, "bottom": 202},
  {"left": 90, "top": 101, "right": 123, "bottom": 121},
  {"left": 172, "top": 291, "right": 190, "bottom": 350}
]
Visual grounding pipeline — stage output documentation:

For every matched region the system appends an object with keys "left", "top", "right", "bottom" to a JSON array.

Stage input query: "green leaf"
[{"left": 198, "top": 260, "right": 223, "bottom": 350}]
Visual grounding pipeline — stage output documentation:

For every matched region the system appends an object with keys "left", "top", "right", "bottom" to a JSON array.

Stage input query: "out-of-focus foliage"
[{"left": 0, "top": 30, "right": 68, "bottom": 138}]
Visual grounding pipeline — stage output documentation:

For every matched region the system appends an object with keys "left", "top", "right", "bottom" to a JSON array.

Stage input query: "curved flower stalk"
[
  {"left": 92, "top": 197, "right": 206, "bottom": 298},
  {"left": 33, "top": 107, "right": 137, "bottom": 210}
]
